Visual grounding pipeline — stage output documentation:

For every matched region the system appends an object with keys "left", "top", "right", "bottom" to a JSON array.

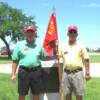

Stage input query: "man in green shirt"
[{"left": 11, "top": 25, "right": 44, "bottom": 100}]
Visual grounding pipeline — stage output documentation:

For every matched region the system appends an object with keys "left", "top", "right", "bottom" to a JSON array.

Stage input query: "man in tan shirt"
[{"left": 59, "top": 26, "right": 90, "bottom": 100}]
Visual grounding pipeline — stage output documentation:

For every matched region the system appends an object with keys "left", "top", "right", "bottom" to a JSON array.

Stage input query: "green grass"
[
  {"left": 90, "top": 55, "right": 100, "bottom": 63},
  {"left": 72, "top": 78, "right": 100, "bottom": 100},
  {"left": 0, "top": 74, "right": 100, "bottom": 100},
  {"left": 0, "top": 74, "right": 29, "bottom": 100},
  {"left": 63, "top": 78, "right": 100, "bottom": 100},
  {"left": 84, "top": 78, "right": 100, "bottom": 100}
]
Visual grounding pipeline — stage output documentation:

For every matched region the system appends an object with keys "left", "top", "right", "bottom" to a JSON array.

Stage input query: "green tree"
[
  {"left": 86, "top": 47, "right": 90, "bottom": 52},
  {"left": 0, "top": 2, "right": 37, "bottom": 57}
]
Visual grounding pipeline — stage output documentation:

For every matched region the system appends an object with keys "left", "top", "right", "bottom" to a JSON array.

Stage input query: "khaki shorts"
[{"left": 61, "top": 70, "right": 84, "bottom": 96}]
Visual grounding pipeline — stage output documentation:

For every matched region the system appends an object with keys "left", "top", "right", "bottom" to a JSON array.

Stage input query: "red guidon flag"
[{"left": 43, "top": 13, "right": 58, "bottom": 56}]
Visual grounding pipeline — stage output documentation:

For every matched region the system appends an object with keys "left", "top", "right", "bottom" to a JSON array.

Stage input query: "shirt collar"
[
  {"left": 68, "top": 40, "right": 77, "bottom": 46},
  {"left": 25, "top": 40, "right": 36, "bottom": 47}
]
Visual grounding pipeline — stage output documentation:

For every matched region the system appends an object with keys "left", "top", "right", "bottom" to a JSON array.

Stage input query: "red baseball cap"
[
  {"left": 24, "top": 25, "right": 35, "bottom": 33},
  {"left": 68, "top": 26, "right": 78, "bottom": 32}
]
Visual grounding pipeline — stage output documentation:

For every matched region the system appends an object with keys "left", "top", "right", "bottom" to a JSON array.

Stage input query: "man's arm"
[
  {"left": 11, "top": 61, "right": 18, "bottom": 83},
  {"left": 81, "top": 43, "right": 91, "bottom": 81},
  {"left": 84, "top": 59, "right": 91, "bottom": 81}
]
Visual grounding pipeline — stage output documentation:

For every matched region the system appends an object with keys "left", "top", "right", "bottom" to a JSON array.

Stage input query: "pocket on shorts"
[
  {"left": 77, "top": 71, "right": 84, "bottom": 80},
  {"left": 74, "top": 71, "right": 84, "bottom": 90},
  {"left": 61, "top": 72, "right": 67, "bottom": 89},
  {"left": 18, "top": 68, "right": 27, "bottom": 80}
]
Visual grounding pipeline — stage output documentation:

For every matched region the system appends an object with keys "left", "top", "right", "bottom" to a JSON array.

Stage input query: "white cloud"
[
  {"left": 80, "top": 3, "right": 100, "bottom": 8},
  {"left": 40, "top": 3, "right": 49, "bottom": 7}
]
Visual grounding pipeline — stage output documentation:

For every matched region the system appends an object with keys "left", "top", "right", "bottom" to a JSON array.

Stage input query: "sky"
[{"left": 0, "top": 0, "right": 100, "bottom": 49}]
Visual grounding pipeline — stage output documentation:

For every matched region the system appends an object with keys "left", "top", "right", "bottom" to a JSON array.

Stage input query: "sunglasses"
[{"left": 69, "top": 30, "right": 77, "bottom": 33}]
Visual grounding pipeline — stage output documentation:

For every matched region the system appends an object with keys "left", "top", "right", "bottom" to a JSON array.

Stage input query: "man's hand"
[
  {"left": 85, "top": 73, "right": 91, "bottom": 81},
  {"left": 11, "top": 74, "right": 16, "bottom": 83}
]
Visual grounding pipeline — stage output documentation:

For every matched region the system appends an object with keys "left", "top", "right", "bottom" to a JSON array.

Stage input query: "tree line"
[{"left": 0, "top": 2, "right": 37, "bottom": 57}]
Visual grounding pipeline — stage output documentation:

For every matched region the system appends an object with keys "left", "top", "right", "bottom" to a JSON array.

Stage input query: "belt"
[
  {"left": 64, "top": 67, "right": 83, "bottom": 74},
  {"left": 20, "top": 65, "right": 41, "bottom": 72}
]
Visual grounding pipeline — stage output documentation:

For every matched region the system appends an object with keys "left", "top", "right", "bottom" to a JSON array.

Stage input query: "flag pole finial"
[{"left": 52, "top": 6, "right": 56, "bottom": 13}]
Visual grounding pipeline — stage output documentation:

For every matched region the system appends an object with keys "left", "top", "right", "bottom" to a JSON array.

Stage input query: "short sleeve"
[
  {"left": 81, "top": 43, "right": 89, "bottom": 59},
  {"left": 12, "top": 43, "right": 20, "bottom": 61}
]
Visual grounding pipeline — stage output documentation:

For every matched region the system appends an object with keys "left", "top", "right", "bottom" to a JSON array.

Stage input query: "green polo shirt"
[{"left": 12, "top": 40, "right": 44, "bottom": 68}]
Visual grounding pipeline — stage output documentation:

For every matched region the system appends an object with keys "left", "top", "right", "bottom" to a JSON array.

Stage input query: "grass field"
[
  {"left": 89, "top": 55, "right": 100, "bottom": 63},
  {"left": 0, "top": 74, "right": 29, "bottom": 100},
  {"left": 0, "top": 74, "right": 100, "bottom": 100},
  {"left": 0, "top": 54, "right": 100, "bottom": 64}
]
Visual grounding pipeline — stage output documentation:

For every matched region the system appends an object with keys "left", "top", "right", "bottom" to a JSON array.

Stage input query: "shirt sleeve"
[
  {"left": 12, "top": 43, "right": 20, "bottom": 61},
  {"left": 81, "top": 43, "right": 89, "bottom": 59}
]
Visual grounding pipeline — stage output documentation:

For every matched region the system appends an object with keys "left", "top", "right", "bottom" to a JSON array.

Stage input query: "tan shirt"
[{"left": 59, "top": 41, "right": 89, "bottom": 70}]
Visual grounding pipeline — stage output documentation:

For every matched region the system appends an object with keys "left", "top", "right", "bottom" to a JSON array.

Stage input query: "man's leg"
[
  {"left": 66, "top": 94, "right": 72, "bottom": 100},
  {"left": 76, "top": 96, "right": 83, "bottom": 100},
  {"left": 61, "top": 71, "right": 72, "bottom": 100},
  {"left": 32, "top": 94, "right": 40, "bottom": 100},
  {"left": 18, "top": 95, "right": 25, "bottom": 100},
  {"left": 72, "top": 71, "right": 84, "bottom": 100},
  {"left": 30, "top": 68, "right": 43, "bottom": 100},
  {"left": 18, "top": 68, "right": 30, "bottom": 100}
]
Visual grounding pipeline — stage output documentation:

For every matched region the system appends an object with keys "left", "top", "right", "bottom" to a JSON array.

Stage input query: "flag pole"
[
  {"left": 55, "top": 41, "right": 64, "bottom": 100},
  {"left": 52, "top": 7, "right": 64, "bottom": 100},
  {"left": 52, "top": 7, "right": 62, "bottom": 81}
]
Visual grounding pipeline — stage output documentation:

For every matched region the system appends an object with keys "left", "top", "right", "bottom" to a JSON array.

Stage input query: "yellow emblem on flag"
[
  {"left": 48, "top": 20, "right": 54, "bottom": 35},
  {"left": 45, "top": 45, "right": 49, "bottom": 49}
]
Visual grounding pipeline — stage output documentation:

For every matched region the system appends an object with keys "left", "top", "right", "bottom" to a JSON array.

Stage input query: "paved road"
[{"left": 0, "top": 63, "right": 100, "bottom": 77}]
